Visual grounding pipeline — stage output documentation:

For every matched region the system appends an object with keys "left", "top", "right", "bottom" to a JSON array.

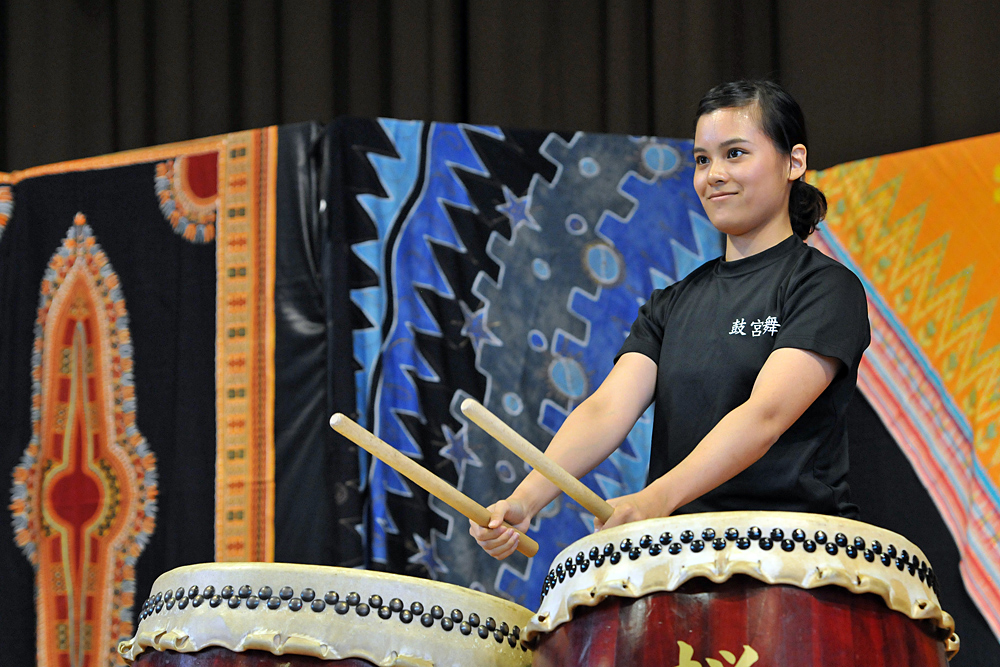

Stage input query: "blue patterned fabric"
[{"left": 350, "top": 120, "right": 722, "bottom": 607}]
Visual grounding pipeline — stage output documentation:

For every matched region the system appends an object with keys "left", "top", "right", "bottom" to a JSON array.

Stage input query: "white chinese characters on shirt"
[{"left": 729, "top": 316, "right": 780, "bottom": 337}]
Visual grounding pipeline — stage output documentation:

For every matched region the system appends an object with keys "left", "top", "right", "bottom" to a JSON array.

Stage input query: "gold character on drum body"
[
  {"left": 471, "top": 80, "right": 871, "bottom": 560},
  {"left": 675, "top": 641, "right": 760, "bottom": 667}
]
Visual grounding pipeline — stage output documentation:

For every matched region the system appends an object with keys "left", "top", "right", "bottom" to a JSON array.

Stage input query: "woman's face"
[{"left": 693, "top": 105, "right": 804, "bottom": 241}]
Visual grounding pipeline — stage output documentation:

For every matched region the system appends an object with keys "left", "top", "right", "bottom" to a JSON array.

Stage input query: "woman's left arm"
[{"left": 599, "top": 346, "right": 842, "bottom": 529}]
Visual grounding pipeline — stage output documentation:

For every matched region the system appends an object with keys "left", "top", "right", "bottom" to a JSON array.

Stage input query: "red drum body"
[
  {"left": 118, "top": 563, "right": 533, "bottom": 667},
  {"left": 526, "top": 512, "right": 958, "bottom": 666},
  {"left": 534, "top": 576, "right": 947, "bottom": 666}
]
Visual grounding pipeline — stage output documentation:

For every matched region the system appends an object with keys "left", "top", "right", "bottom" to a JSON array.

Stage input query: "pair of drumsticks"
[{"left": 329, "top": 399, "right": 614, "bottom": 557}]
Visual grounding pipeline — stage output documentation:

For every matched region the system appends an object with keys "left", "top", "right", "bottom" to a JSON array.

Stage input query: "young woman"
[{"left": 470, "top": 80, "right": 870, "bottom": 560}]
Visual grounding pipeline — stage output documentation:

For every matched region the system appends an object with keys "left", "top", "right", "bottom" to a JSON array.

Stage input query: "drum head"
[{"left": 119, "top": 562, "right": 533, "bottom": 667}]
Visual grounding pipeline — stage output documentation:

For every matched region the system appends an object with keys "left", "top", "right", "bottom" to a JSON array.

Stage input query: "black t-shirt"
[{"left": 616, "top": 234, "right": 871, "bottom": 517}]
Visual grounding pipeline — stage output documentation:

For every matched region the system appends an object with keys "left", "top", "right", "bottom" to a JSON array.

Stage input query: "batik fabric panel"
[
  {"left": 809, "top": 133, "right": 1000, "bottom": 639},
  {"left": 340, "top": 120, "right": 722, "bottom": 606}
]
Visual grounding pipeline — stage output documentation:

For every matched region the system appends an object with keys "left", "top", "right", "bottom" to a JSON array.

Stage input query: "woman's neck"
[{"left": 724, "top": 218, "right": 795, "bottom": 261}]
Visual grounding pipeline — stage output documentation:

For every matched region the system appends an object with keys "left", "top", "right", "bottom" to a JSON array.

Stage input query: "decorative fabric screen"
[
  {"left": 334, "top": 119, "right": 722, "bottom": 606},
  {"left": 810, "top": 134, "right": 1000, "bottom": 638},
  {"left": 334, "top": 118, "right": 1000, "bottom": 644}
]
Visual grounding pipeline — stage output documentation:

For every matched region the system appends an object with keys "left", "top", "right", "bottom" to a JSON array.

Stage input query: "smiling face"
[{"left": 693, "top": 103, "right": 806, "bottom": 258}]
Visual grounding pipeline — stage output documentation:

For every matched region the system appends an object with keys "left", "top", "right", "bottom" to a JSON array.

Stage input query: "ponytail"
[{"left": 789, "top": 179, "right": 827, "bottom": 240}]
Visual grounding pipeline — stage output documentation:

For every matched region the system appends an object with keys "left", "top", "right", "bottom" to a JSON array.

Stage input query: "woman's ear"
[{"left": 788, "top": 144, "right": 807, "bottom": 181}]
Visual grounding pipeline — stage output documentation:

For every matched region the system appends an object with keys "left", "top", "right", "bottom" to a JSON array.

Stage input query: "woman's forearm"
[
  {"left": 644, "top": 400, "right": 779, "bottom": 516},
  {"left": 508, "top": 399, "right": 635, "bottom": 515},
  {"left": 509, "top": 353, "right": 657, "bottom": 516},
  {"left": 643, "top": 347, "right": 841, "bottom": 517}
]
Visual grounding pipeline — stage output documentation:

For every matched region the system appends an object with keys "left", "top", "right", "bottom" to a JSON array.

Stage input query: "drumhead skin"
[
  {"left": 527, "top": 512, "right": 958, "bottom": 658},
  {"left": 118, "top": 563, "right": 533, "bottom": 667}
]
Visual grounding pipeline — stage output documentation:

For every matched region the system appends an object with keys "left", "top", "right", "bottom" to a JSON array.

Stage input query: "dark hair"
[{"left": 695, "top": 80, "right": 826, "bottom": 240}]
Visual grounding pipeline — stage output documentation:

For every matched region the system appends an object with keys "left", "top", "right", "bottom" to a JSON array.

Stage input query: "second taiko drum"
[{"left": 524, "top": 512, "right": 958, "bottom": 666}]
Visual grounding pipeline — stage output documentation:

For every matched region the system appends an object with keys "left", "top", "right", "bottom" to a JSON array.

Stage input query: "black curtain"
[
  {"left": 272, "top": 122, "right": 364, "bottom": 566},
  {"left": 2, "top": 0, "right": 1000, "bottom": 172}
]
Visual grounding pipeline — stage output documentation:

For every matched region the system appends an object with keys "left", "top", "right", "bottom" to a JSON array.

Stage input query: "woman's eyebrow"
[
  {"left": 720, "top": 137, "right": 749, "bottom": 146},
  {"left": 692, "top": 137, "right": 750, "bottom": 153}
]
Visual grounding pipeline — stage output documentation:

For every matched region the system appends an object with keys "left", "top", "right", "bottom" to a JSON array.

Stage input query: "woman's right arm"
[{"left": 469, "top": 351, "right": 657, "bottom": 559}]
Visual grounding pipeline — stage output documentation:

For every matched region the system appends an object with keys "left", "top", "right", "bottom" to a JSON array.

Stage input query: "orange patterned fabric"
[
  {"left": 213, "top": 128, "right": 278, "bottom": 562},
  {"left": 10, "top": 213, "right": 158, "bottom": 667},
  {"left": 810, "top": 133, "right": 1000, "bottom": 637},
  {"left": 0, "top": 174, "right": 12, "bottom": 240},
  {"left": 154, "top": 152, "right": 219, "bottom": 243}
]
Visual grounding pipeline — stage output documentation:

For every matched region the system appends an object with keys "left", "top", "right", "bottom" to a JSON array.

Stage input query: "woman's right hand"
[{"left": 469, "top": 497, "right": 532, "bottom": 560}]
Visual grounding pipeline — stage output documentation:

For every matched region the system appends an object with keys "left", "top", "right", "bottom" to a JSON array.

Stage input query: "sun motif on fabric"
[
  {"left": 0, "top": 184, "right": 13, "bottom": 242},
  {"left": 9, "top": 213, "right": 158, "bottom": 667},
  {"left": 154, "top": 152, "right": 219, "bottom": 243}
]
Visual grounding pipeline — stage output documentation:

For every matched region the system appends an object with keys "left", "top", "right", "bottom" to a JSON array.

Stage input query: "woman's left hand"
[{"left": 595, "top": 491, "right": 666, "bottom": 531}]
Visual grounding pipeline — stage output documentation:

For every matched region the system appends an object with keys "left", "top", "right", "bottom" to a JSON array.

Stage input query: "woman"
[{"left": 471, "top": 80, "right": 870, "bottom": 560}]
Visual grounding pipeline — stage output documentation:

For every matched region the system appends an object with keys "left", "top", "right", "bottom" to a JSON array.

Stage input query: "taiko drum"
[
  {"left": 525, "top": 512, "right": 958, "bottom": 666},
  {"left": 119, "top": 563, "right": 533, "bottom": 667}
]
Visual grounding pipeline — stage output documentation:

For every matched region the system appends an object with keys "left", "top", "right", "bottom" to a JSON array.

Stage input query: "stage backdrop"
[
  {"left": 2, "top": 119, "right": 998, "bottom": 666},
  {"left": 333, "top": 120, "right": 721, "bottom": 606}
]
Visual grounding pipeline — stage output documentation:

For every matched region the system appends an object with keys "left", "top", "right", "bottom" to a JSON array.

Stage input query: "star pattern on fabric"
[
  {"left": 408, "top": 532, "right": 448, "bottom": 579},
  {"left": 460, "top": 300, "right": 502, "bottom": 353},
  {"left": 439, "top": 423, "right": 481, "bottom": 479},
  {"left": 496, "top": 185, "right": 539, "bottom": 231}
]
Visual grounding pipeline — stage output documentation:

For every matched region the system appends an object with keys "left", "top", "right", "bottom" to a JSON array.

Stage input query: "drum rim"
[
  {"left": 525, "top": 511, "right": 958, "bottom": 658},
  {"left": 119, "top": 562, "right": 534, "bottom": 665}
]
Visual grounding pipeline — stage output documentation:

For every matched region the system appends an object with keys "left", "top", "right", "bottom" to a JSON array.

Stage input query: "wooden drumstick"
[
  {"left": 461, "top": 398, "right": 615, "bottom": 524},
  {"left": 329, "top": 413, "right": 539, "bottom": 557}
]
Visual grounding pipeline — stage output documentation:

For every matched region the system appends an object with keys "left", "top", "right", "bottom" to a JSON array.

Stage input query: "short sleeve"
[
  {"left": 773, "top": 265, "right": 871, "bottom": 370},
  {"left": 614, "top": 288, "right": 670, "bottom": 364}
]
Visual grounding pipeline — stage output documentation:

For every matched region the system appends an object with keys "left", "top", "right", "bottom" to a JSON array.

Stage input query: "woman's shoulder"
[{"left": 790, "top": 243, "right": 866, "bottom": 294}]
